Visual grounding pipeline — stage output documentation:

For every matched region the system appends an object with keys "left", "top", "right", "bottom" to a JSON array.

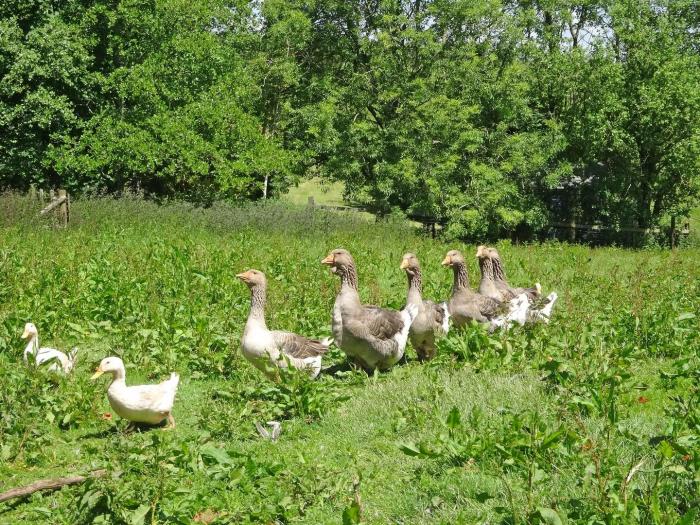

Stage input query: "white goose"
[
  {"left": 91, "top": 356, "right": 180, "bottom": 429},
  {"left": 21, "top": 322, "right": 78, "bottom": 373},
  {"left": 237, "top": 269, "right": 332, "bottom": 379}
]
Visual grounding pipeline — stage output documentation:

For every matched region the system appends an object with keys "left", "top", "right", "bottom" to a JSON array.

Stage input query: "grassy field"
[
  {"left": 1, "top": 194, "right": 699, "bottom": 524},
  {"left": 281, "top": 178, "right": 347, "bottom": 207}
]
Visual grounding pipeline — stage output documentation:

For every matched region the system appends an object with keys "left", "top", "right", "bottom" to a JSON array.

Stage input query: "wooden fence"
[
  {"left": 29, "top": 187, "right": 70, "bottom": 227},
  {"left": 306, "top": 196, "right": 690, "bottom": 247},
  {"left": 306, "top": 196, "right": 442, "bottom": 237}
]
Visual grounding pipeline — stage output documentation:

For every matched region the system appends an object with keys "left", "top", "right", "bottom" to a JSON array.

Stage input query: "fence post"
[
  {"left": 57, "top": 189, "right": 68, "bottom": 228},
  {"left": 670, "top": 215, "right": 676, "bottom": 250}
]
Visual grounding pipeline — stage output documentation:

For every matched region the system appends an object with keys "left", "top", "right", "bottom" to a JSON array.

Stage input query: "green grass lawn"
[
  {"left": 0, "top": 194, "right": 698, "bottom": 524},
  {"left": 281, "top": 178, "right": 347, "bottom": 207}
]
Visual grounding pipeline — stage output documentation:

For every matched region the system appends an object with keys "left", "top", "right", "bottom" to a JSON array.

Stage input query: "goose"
[
  {"left": 400, "top": 253, "right": 449, "bottom": 361},
  {"left": 486, "top": 247, "right": 541, "bottom": 302},
  {"left": 321, "top": 249, "right": 418, "bottom": 371},
  {"left": 488, "top": 247, "right": 558, "bottom": 322},
  {"left": 489, "top": 293, "right": 531, "bottom": 330},
  {"left": 527, "top": 292, "right": 559, "bottom": 324},
  {"left": 475, "top": 246, "right": 503, "bottom": 302},
  {"left": 237, "top": 269, "right": 331, "bottom": 379},
  {"left": 21, "top": 322, "right": 78, "bottom": 373},
  {"left": 441, "top": 250, "right": 504, "bottom": 328},
  {"left": 91, "top": 356, "right": 179, "bottom": 429}
]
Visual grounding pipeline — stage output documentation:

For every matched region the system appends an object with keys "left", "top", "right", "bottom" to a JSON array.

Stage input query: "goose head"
[
  {"left": 475, "top": 245, "right": 489, "bottom": 260},
  {"left": 321, "top": 248, "right": 354, "bottom": 276},
  {"left": 441, "top": 249, "right": 465, "bottom": 268},
  {"left": 91, "top": 356, "right": 125, "bottom": 379},
  {"left": 400, "top": 252, "right": 421, "bottom": 277},
  {"left": 488, "top": 247, "right": 501, "bottom": 260},
  {"left": 21, "top": 322, "right": 38, "bottom": 340},
  {"left": 236, "top": 269, "right": 267, "bottom": 290}
]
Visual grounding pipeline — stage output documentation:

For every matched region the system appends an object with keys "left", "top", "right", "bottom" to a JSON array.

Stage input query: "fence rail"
[
  {"left": 305, "top": 196, "right": 690, "bottom": 247},
  {"left": 29, "top": 187, "right": 70, "bottom": 227}
]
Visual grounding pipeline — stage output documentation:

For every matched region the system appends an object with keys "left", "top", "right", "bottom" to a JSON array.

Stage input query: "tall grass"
[{"left": 0, "top": 192, "right": 699, "bottom": 524}]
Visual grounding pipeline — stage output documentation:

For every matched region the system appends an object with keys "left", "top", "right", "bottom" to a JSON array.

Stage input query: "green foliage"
[{"left": 2, "top": 1, "right": 699, "bottom": 239}]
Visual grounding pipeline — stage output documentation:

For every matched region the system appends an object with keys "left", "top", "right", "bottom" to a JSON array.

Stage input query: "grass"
[
  {"left": 1, "top": 193, "right": 699, "bottom": 524},
  {"left": 281, "top": 178, "right": 347, "bottom": 207},
  {"left": 688, "top": 207, "right": 700, "bottom": 246}
]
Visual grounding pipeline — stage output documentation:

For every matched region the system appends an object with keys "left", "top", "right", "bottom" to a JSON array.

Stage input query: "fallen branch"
[
  {"left": 0, "top": 470, "right": 106, "bottom": 504},
  {"left": 39, "top": 196, "right": 67, "bottom": 216}
]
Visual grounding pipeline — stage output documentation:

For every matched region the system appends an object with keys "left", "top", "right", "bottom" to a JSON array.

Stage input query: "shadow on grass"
[{"left": 78, "top": 421, "right": 169, "bottom": 440}]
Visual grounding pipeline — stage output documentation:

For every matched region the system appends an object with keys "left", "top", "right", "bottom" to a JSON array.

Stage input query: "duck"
[
  {"left": 441, "top": 249, "right": 504, "bottom": 328},
  {"left": 486, "top": 247, "right": 541, "bottom": 302},
  {"left": 322, "top": 248, "right": 418, "bottom": 371},
  {"left": 400, "top": 253, "right": 449, "bottom": 361},
  {"left": 91, "top": 356, "right": 179, "bottom": 429},
  {"left": 21, "top": 322, "right": 78, "bottom": 373},
  {"left": 237, "top": 269, "right": 332, "bottom": 379}
]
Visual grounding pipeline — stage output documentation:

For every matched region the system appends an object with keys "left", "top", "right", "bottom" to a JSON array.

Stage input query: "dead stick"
[
  {"left": 0, "top": 470, "right": 106, "bottom": 504},
  {"left": 39, "top": 196, "right": 67, "bottom": 216}
]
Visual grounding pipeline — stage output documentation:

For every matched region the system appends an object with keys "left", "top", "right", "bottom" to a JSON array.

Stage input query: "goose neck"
[
  {"left": 247, "top": 284, "right": 267, "bottom": 327},
  {"left": 492, "top": 257, "right": 506, "bottom": 281},
  {"left": 452, "top": 263, "right": 470, "bottom": 293},
  {"left": 340, "top": 263, "right": 359, "bottom": 292},
  {"left": 479, "top": 257, "right": 496, "bottom": 282},
  {"left": 24, "top": 336, "right": 38, "bottom": 357},
  {"left": 406, "top": 269, "right": 423, "bottom": 305}
]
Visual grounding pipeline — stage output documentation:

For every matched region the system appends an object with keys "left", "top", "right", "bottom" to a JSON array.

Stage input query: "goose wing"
[
  {"left": 355, "top": 306, "right": 406, "bottom": 340},
  {"left": 271, "top": 331, "right": 330, "bottom": 359},
  {"left": 450, "top": 292, "right": 503, "bottom": 321},
  {"left": 424, "top": 300, "right": 448, "bottom": 332}
]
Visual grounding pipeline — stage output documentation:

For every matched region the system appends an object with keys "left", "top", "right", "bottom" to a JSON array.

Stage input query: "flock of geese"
[{"left": 19, "top": 246, "right": 556, "bottom": 430}]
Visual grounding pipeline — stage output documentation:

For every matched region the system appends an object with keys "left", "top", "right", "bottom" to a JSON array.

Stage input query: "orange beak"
[
  {"left": 321, "top": 254, "right": 335, "bottom": 265},
  {"left": 400, "top": 259, "right": 409, "bottom": 270},
  {"left": 441, "top": 255, "right": 452, "bottom": 266},
  {"left": 236, "top": 271, "right": 251, "bottom": 281}
]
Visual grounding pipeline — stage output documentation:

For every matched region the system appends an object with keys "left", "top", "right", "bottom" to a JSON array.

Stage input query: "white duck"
[
  {"left": 91, "top": 356, "right": 180, "bottom": 429},
  {"left": 237, "top": 269, "right": 332, "bottom": 379},
  {"left": 21, "top": 322, "right": 78, "bottom": 373}
]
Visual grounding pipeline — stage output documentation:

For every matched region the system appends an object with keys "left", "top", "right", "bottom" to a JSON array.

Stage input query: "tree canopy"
[{"left": 1, "top": 0, "right": 698, "bottom": 239}]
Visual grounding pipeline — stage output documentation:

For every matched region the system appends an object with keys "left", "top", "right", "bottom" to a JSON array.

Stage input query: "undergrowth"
[{"left": 0, "top": 193, "right": 698, "bottom": 524}]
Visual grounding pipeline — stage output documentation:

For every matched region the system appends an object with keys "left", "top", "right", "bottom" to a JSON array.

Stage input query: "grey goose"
[
  {"left": 441, "top": 249, "right": 503, "bottom": 327},
  {"left": 400, "top": 253, "right": 449, "bottom": 361},
  {"left": 321, "top": 249, "right": 418, "bottom": 371}
]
